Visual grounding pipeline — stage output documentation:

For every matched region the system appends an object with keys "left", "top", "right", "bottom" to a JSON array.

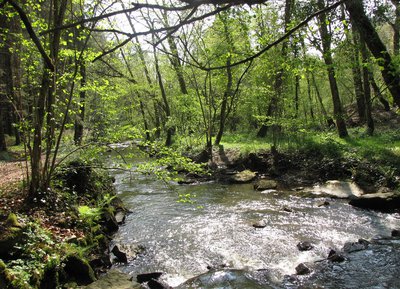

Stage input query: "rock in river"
[
  {"left": 297, "top": 241, "right": 313, "bottom": 251},
  {"left": 295, "top": 263, "right": 312, "bottom": 275},
  {"left": 252, "top": 220, "right": 267, "bottom": 228},
  {"left": 254, "top": 179, "right": 278, "bottom": 191},
  {"left": 84, "top": 270, "right": 141, "bottom": 289},
  {"left": 230, "top": 170, "right": 256, "bottom": 183},
  {"left": 176, "top": 269, "right": 270, "bottom": 289},
  {"left": 349, "top": 192, "right": 400, "bottom": 211}
]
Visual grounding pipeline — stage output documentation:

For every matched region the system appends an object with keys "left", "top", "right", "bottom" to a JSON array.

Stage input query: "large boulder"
[
  {"left": 349, "top": 192, "right": 400, "bottom": 211},
  {"left": 309, "top": 180, "right": 364, "bottom": 199},
  {"left": 230, "top": 170, "right": 256, "bottom": 183}
]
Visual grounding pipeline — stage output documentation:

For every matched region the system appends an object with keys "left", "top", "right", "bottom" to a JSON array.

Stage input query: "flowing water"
[{"left": 110, "top": 158, "right": 400, "bottom": 288}]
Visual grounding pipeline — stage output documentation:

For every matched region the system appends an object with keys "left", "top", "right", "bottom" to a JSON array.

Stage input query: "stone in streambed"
[
  {"left": 295, "top": 263, "right": 312, "bottom": 275},
  {"left": 111, "top": 243, "right": 145, "bottom": 264},
  {"left": 230, "top": 170, "right": 256, "bottom": 183},
  {"left": 83, "top": 270, "right": 141, "bottom": 289},
  {"left": 327, "top": 249, "right": 345, "bottom": 262},
  {"left": 253, "top": 220, "right": 267, "bottom": 228},
  {"left": 297, "top": 241, "right": 313, "bottom": 251},
  {"left": 114, "top": 211, "right": 126, "bottom": 225},
  {"left": 137, "top": 272, "right": 163, "bottom": 283},
  {"left": 349, "top": 192, "right": 400, "bottom": 211},
  {"left": 147, "top": 279, "right": 172, "bottom": 289},
  {"left": 254, "top": 179, "right": 278, "bottom": 191},
  {"left": 392, "top": 229, "right": 400, "bottom": 237}
]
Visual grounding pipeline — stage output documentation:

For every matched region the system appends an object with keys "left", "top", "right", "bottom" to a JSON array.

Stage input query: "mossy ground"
[{"left": 0, "top": 155, "right": 118, "bottom": 289}]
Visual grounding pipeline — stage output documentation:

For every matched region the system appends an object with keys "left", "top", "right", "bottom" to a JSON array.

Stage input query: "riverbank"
[{"left": 0, "top": 159, "right": 128, "bottom": 289}]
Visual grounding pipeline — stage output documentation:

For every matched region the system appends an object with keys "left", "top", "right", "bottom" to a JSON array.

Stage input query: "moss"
[
  {"left": 62, "top": 254, "right": 96, "bottom": 286},
  {"left": 5, "top": 213, "right": 21, "bottom": 228}
]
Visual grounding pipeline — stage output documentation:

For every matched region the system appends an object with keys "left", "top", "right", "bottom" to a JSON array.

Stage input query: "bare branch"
[
  {"left": 40, "top": 2, "right": 193, "bottom": 35},
  {"left": 88, "top": 28, "right": 133, "bottom": 37},
  {"left": 92, "top": 4, "right": 232, "bottom": 62}
]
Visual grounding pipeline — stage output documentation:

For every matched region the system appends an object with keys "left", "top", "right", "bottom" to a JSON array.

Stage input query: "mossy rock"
[
  {"left": 0, "top": 214, "right": 25, "bottom": 260},
  {"left": 230, "top": 170, "right": 256, "bottom": 183},
  {"left": 40, "top": 263, "right": 59, "bottom": 289},
  {"left": 254, "top": 179, "right": 278, "bottom": 191},
  {"left": 62, "top": 255, "right": 96, "bottom": 286}
]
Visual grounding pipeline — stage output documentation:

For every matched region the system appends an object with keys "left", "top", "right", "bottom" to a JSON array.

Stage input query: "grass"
[{"left": 219, "top": 128, "right": 400, "bottom": 169}]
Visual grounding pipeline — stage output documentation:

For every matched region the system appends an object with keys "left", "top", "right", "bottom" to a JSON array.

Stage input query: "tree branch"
[
  {"left": 7, "top": 0, "right": 54, "bottom": 71},
  {"left": 203, "top": 0, "right": 349, "bottom": 70},
  {"left": 40, "top": 2, "right": 193, "bottom": 35},
  {"left": 92, "top": 4, "right": 232, "bottom": 62}
]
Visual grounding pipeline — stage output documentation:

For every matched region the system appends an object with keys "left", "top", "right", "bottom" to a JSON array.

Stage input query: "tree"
[
  {"left": 317, "top": 0, "right": 348, "bottom": 138},
  {"left": 346, "top": 0, "right": 400, "bottom": 107}
]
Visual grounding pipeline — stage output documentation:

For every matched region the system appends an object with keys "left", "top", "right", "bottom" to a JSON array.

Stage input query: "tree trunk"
[
  {"left": 370, "top": 76, "right": 390, "bottom": 111},
  {"left": 0, "top": 10, "right": 13, "bottom": 151},
  {"left": 346, "top": 0, "right": 400, "bottom": 107},
  {"left": 350, "top": 28, "right": 366, "bottom": 123},
  {"left": 257, "top": 0, "right": 293, "bottom": 137},
  {"left": 123, "top": 7, "right": 160, "bottom": 140},
  {"left": 0, "top": 109, "right": 6, "bottom": 151},
  {"left": 215, "top": 57, "right": 233, "bottom": 145},
  {"left": 74, "top": 62, "right": 86, "bottom": 145},
  {"left": 318, "top": 0, "right": 348, "bottom": 138},
  {"left": 360, "top": 39, "right": 374, "bottom": 135},
  {"left": 153, "top": 45, "right": 173, "bottom": 146},
  {"left": 391, "top": 0, "right": 400, "bottom": 55}
]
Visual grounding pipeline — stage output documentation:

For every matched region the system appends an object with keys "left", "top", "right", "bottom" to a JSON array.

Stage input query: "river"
[{"left": 110, "top": 157, "right": 400, "bottom": 288}]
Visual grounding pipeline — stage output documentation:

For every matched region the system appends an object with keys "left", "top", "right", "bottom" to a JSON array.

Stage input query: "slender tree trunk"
[
  {"left": 123, "top": 8, "right": 160, "bottom": 140},
  {"left": 346, "top": 0, "right": 400, "bottom": 107},
  {"left": 350, "top": 28, "right": 366, "bottom": 123},
  {"left": 257, "top": 0, "right": 293, "bottom": 137},
  {"left": 318, "top": 0, "right": 348, "bottom": 138},
  {"left": 360, "top": 39, "right": 374, "bottom": 135},
  {"left": 0, "top": 10, "right": 14, "bottom": 151},
  {"left": 10, "top": 14, "right": 22, "bottom": 145},
  {"left": 215, "top": 57, "right": 233, "bottom": 145},
  {"left": 0, "top": 109, "right": 6, "bottom": 151},
  {"left": 153, "top": 46, "right": 173, "bottom": 146},
  {"left": 306, "top": 72, "right": 314, "bottom": 120},
  {"left": 370, "top": 76, "right": 390, "bottom": 111},
  {"left": 312, "top": 72, "right": 334, "bottom": 127},
  {"left": 74, "top": 62, "right": 86, "bottom": 145}
]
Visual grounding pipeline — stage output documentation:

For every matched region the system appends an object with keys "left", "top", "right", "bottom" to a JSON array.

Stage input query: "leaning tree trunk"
[
  {"left": 318, "top": 0, "right": 348, "bottom": 138},
  {"left": 346, "top": 0, "right": 400, "bottom": 107}
]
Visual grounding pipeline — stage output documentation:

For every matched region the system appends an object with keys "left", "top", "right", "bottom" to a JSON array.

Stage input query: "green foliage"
[
  {"left": 137, "top": 143, "right": 206, "bottom": 183},
  {"left": 1, "top": 219, "right": 82, "bottom": 289}
]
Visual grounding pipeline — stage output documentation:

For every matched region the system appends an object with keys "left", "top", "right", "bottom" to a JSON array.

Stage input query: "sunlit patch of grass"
[{"left": 222, "top": 133, "right": 272, "bottom": 154}]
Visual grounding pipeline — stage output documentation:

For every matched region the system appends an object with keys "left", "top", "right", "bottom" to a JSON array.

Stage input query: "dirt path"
[{"left": 0, "top": 160, "right": 27, "bottom": 192}]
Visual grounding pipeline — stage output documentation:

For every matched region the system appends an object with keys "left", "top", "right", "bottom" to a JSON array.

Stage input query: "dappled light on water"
[{"left": 112, "top": 167, "right": 400, "bottom": 288}]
